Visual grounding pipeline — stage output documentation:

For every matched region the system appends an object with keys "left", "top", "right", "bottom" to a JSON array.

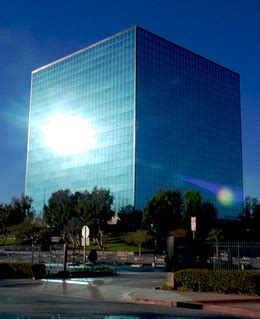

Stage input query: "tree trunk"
[
  {"left": 138, "top": 244, "right": 141, "bottom": 258},
  {"left": 63, "top": 243, "right": 68, "bottom": 272}
]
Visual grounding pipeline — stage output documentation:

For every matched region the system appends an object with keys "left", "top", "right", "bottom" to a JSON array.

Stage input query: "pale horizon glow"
[{"left": 43, "top": 113, "right": 97, "bottom": 155}]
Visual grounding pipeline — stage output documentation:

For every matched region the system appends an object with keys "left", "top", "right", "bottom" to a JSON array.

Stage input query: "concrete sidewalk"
[
  {"left": 129, "top": 288, "right": 260, "bottom": 317},
  {"left": 43, "top": 274, "right": 260, "bottom": 317}
]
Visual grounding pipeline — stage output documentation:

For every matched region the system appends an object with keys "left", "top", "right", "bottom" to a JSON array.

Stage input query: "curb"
[
  {"left": 197, "top": 297, "right": 260, "bottom": 305},
  {"left": 132, "top": 297, "right": 260, "bottom": 317},
  {"left": 203, "top": 304, "right": 260, "bottom": 318},
  {"left": 133, "top": 297, "right": 177, "bottom": 307}
]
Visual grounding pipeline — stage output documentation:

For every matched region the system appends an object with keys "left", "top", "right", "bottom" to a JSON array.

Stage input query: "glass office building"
[{"left": 25, "top": 26, "right": 243, "bottom": 219}]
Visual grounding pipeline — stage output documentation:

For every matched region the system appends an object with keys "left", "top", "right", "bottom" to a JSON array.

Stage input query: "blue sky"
[{"left": 0, "top": 0, "right": 259, "bottom": 203}]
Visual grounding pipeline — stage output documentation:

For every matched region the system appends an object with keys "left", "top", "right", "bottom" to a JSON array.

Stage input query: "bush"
[
  {"left": 0, "top": 262, "right": 45, "bottom": 279},
  {"left": 175, "top": 269, "right": 260, "bottom": 295}
]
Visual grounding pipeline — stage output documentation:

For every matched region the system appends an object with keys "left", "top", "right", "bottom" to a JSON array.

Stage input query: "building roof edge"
[{"left": 32, "top": 26, "right": 137, "bottom": 74}]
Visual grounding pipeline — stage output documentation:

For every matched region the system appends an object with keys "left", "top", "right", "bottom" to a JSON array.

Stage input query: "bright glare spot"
[
  {"left": 44, "top": 113, "right": 97, "bottom": 155},
  {"left": 217, "top": 187, "right": 234, "bottom": 206}
]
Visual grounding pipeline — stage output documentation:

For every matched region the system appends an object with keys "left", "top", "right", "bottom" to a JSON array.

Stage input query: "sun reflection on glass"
[{"left": 44, "top": 113, "right": 97, "bottom": 155}]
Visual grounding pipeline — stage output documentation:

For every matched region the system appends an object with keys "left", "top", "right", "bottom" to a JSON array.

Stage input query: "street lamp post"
[{"left": 151, "top": 223, "right": 156, "bottom": 267}]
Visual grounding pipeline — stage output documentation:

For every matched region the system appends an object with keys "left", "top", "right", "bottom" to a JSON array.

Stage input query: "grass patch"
[
  {"left": 160, "top": 284, "right": 175, "bottom": 291},
  {"left": 87, "top": 236, "right": 153, "bottom": 253},
  {"left": 0, "top": 237, "right": 16, "bottom": 245}
]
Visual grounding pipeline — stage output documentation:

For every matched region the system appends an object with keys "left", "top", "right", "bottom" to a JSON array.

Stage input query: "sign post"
[
  {"left": 191, "top": 216, "right": 196, "bottom": 239},
  {"left": 82, "top": 225, "right": 90, "bottom": 264}
]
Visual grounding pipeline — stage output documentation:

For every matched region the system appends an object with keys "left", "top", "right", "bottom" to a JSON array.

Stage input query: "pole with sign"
[
  {"left": 82, "top": 225, "right": 90, "bottom": 264},
  {"left": 191, "top": 217, "right": 196, "bottom": 239}
]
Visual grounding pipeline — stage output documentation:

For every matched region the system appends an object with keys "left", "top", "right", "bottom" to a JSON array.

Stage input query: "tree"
[
  {"left": 198, "top": 202, "right": 217, "bottom": 240},
  {"left": 63, "top": 217, "right": 82, "bottom": 247},
  {"left": 0, "top": 203, "right": 8, "bottom": 234},
  {"left": 43, "top": 187, "right": 114, "bottom": 247},
  {"left": 88, "top": 187, "right": 114, "bottom": 249},
  {"left": 75, "top": 188, "right": 114, "bottom": 248},
  {"left": 143, "top": 189, "right": 182, "bottom": 249},
  {"left": 236, "top": 196, "right": 260, "bottom": 240},
  {"left": 117, "top": 205, "right": 142, "bottom": 232},
  {"left": 12, "top": 217, "right": 39, "bottom": 244},
  {"left": 253, "top": 203, "right": 260, "bottom": 239},
  {"left": 206, "top": 228, "right": 224, "bottom": 241},
  {"left": 6, "top": 195, "right": 35, "bottom": 227},
  {"left": 182, "top": 190, "right": 202, "bottom": 227},
  {"left": 170, "top": 228, "right": 190, "bottom": 238},
  {"left": 43, "top": 189, "right": 75, "bottom": 242},
  {"left": 240, "top": 196, "right": 256, "bottom": 234},
  {"left": 122, "top": 230, "right": 151, "bottom": 258}
]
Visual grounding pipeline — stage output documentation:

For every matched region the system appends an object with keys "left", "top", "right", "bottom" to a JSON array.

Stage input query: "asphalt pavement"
[{"left": 1, "top": 272, "right": 260, "bottom": 318}]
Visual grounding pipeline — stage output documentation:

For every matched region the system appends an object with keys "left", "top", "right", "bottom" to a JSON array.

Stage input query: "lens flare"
[
  {"left": 217, "top": 187, "right": 234, "bottom": 206},
  {"left": 44, "top": 113, "right": 97, "bottom": 155},
  {"left": 181, "top": 176, "right": 243, "bottom": 206}
]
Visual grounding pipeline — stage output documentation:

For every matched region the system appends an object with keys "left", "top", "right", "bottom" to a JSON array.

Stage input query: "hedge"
[
  {"left": 174, "top": 269, "right": 260, "bottom": 295},
  {"left": 0, "top": 262, "right": 45, "bottom": 279}
]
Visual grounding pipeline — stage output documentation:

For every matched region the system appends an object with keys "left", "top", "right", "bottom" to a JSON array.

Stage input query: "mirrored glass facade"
[
  {"left": 135, "top": 28, "right": 243, "bottom": 219},
  {"left": 26, "top": 28, "right": 135, "bottom": 213},
  {"left": 26, "top": 26, "right": 243, "bottom": 219}
]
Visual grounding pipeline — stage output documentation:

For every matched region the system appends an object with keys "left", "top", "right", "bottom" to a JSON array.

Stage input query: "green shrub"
[
  {"left": 175, "top": 269, "right": 260, "bottom": 295},
  {"left": 0, "top": 262, "right": 45, "bottom": 279},
  {"left": 160, "top": 284, "right": 174, "bottom": 291}
]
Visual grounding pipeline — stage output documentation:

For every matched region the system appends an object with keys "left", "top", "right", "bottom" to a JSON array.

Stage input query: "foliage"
[
  {"left": 63, "top": 217, "right": 82, "bottom": 247},
  {"left": 175, "top": 269, "right": 260, "bottom": 295},
  {"left": 253, "top": 203, "right": 260, "bottom": 239},
  {"left": 182, "top": 190, "right": 202, "bottom": 226},
  {"left": 170, "top": 228, "right": 191, "bottom": 238},
  {"left": 88, "top": 250, "right": 98, "bottom": 263},
  {"left": 117, "top": 205, "right": 142, "bottom": 232},
  {"left": 206, "top": 228, "right": 224, "bottom": 241},
  {"left": 122, "top": 230, "right": 152, "bottom": 257},
  {"left": 8, "top": 195, "right": 35, "bottom": 225},
  {"left": 43, "top": 187, "right": 114, "bottom": 247},
  {"left": 11, "top": 217, "right": 39, "bottom": 244},
  {"left": 43, "top": 189, "right": 74, "bottom": 238},
  {"left": 87, "top": 187, "right": 114, "bottom": 248},
  {"left": 198, "top": 202, "right": 217, "bottom": 239},
  {"left": 122, "top": 230, "right": 152, "bottom": 246},
  {"left": 76, "top": 187, "right": 114, "bottom": 248},
  {"left": 240, "top": 196, "right": 260, "bottom": 240},
  {"left": 181, "top": 191, "right": 218, "bottom": 240},
  {"left": 0, "top": 262, "right": 45, "bottom": 279},
  {"left": 0, "top": 203, "right": 8, "bottom": 234},
  {"left": 0, "top": 195, "right": 35, "bottom": 233},
  {"left": 143, "top": 189, "right": 182, "bottom": 249},
  {"left": 160, "top": 284, "right": 175, "bottom": 291}
]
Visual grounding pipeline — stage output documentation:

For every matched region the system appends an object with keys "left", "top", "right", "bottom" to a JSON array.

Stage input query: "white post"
[
  {"left": 84, "top": 227, "right": 86, "bottom": 264},
  {"left": 191, "top": 217, "right": 196, "bottom": 240}
]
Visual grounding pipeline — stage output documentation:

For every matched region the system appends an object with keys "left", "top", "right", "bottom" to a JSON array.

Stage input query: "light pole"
[{"left": 151, "top": 223, "right": 156, "bottom": 267}]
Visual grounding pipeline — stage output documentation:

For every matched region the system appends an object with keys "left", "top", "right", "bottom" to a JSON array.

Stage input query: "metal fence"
[
  {"left": 2, "top": 242, "right": 259, "bottom": 272},
  {"left": 0, "top": 245, "right": 165, "bottom": 273},
  {"left": 205, "top": 241, "right": 260, "bottom": 271}
]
